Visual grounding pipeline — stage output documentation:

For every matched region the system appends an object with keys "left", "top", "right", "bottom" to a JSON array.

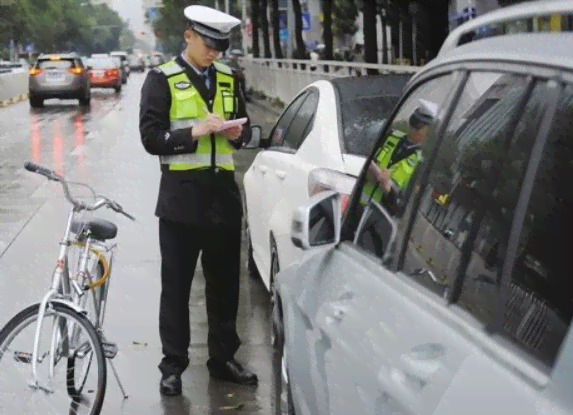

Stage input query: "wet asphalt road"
[{"left": 0, "top": 73, "right": 279, "bottom": 414}]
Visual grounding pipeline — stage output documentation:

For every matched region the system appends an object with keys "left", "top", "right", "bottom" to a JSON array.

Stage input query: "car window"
[
  {"left": 401, "top": 73, "right": 536, "bottom": 296},
  {"left": 343, "top": 73, "right": 456, "bottom": 260},
  {"left": 38, "top": 59, "right": 74, "bottom": 70},
  {"left": 269, "top": 92, "right": 308, "bottom": 147},
  {"left": 88, "top": 59, "right": 119, "bottom": 69},
  {"left": 282, "top": 91, "right": 319, "bottom": 150},
  {"left": 341, "top": 95, "right": 401, "bottom": 157},
  {"left": 399, "top": 73, "right": 573, "bottom": 367}
]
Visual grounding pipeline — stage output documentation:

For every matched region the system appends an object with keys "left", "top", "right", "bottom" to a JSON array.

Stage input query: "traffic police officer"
[
  {"left": 139, "top": 5, "right": 257, "bottom": 396},
  {"left": 363, "top": 99, "right": 438, "bottom": 210}
]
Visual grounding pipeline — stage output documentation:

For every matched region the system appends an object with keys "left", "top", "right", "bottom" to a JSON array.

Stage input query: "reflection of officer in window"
[{"left": 362, "top": 99, "right": 439, "bottom": 213}]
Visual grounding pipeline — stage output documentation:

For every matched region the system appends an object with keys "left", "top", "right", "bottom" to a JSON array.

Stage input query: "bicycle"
[{"left": 0, "top": 161, "right": 135, "bottom": 415}]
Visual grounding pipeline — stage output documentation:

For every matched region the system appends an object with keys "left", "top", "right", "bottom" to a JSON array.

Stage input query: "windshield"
[
  {"left": 38, "top": 59, "right": 74, "bottom": 70},
  {"left": 87, "top": 58, "right": 119, "bottom": 69}
]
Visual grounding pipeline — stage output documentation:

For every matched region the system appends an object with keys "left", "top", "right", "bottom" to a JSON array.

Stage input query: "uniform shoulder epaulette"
[
  {"left": 213, "top": 61, "right": 233, "bottom": 76},
  {"left": 158, "top": 60, "right": 184, "bottom": 77}
]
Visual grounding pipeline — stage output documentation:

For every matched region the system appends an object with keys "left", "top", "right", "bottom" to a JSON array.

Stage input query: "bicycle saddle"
[{"left": 71, "top": 218, "right": 118, "bottom": 241}]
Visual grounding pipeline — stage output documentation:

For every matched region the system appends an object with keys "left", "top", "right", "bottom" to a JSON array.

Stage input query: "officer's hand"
[
  {"left": 192, "top": 114, "right": 225, "bottom": 138},
  {"left": 367, "top": 161, "right": 382, "bottom": 182},
  {"left": 220, "top": 125, "right": 243, "bottom": 141},
  {"left": 379, "top": 169, "right": 393, "bottom": 192}
]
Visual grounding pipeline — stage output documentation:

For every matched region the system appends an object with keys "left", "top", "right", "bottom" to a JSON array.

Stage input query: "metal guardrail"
[{"left": 238, "top": 57, "right": 422, "bottom": 104}]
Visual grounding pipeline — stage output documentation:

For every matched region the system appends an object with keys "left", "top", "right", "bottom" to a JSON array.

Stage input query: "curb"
[{"left": 0, "top": 93, "right": 28, "bottom": 108}]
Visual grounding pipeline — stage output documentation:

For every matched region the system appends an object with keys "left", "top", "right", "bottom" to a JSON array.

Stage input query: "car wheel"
[
  {"left": 270, "top": 283, "right": 295, "bottom": 415},
  {"left": 29, "top": 96, "right": 43, "bottom": 108},
  {"left": 79, "top": 90, "right": 90, "bottom": 107},
  {"left": 243, "top": 215, "right": 260, "bottom": 280}
]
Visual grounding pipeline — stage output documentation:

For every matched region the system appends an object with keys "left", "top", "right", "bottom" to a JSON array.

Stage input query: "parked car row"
[{"left": 242, "top": 1, "right": 573, "bottom": 414}]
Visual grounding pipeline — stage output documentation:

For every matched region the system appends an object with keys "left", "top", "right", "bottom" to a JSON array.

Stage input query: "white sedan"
[{"left": 243, "top": 75, "right": 409, "bottom": 290}]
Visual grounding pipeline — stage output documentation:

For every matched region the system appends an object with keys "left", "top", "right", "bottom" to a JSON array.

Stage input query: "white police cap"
[
  {"left": 409, "top": 98, "right": 439, "bottom": 128},
  {"left": 184, "top": 5, "right": 241, "bottom": 52}
]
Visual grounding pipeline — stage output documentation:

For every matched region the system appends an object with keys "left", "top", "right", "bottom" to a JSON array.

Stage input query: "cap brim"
[{"left": 201, "top": 35, "right": 229, "bottom": 52}]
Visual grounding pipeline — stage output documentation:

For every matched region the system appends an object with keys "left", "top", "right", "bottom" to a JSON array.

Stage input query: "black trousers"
[{"left": 158, "top": 218, "right": 242, "bottom": 376}]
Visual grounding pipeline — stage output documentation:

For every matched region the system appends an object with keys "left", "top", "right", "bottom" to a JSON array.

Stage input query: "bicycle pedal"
[
  {"left": 14, "top": 351, "right": 32, "bottom": 364},
  {"left": 102, "top": 341, "right": 118, "bottom": 359}
]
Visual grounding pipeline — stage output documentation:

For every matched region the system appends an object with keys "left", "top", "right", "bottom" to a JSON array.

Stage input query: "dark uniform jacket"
[{"left": 139, "top": 55, "right": 251, "bottom": 230}]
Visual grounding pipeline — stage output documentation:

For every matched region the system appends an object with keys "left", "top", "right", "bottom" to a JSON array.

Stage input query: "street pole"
[
  {"left": 225, "top": 0, "right": 229, "bottom": 14},
  {"left": 241, "top": 0, "right": 248, "bottom": 54},
  {"left": 215, "top": 0, "right": 219, "bottom": 11},
  {"left": 286, "top": 0, "right": 294, "bottom": 58}
]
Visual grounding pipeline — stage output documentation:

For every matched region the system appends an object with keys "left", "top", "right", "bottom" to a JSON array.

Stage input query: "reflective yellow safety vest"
[
  {"left": 361, "top": 130, "right": 421, "bottom": 205},
  {"left": 158, "top": 60, "right": 237, "bottom": 171}
]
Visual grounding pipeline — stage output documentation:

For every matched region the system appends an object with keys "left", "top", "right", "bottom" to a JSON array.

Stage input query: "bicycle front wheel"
[{"left": 0, "top": 302, "right": 107, "bottom": 415}]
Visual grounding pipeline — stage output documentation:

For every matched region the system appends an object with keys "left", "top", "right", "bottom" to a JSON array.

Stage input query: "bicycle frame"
[{"left": 30, "top": 204, "right": 115, "bottom": 390}]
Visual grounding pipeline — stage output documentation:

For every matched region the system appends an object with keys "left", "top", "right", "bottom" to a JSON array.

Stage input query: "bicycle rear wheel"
[{"left": 0, "top": 302, "right": 107, "bottom": 415}]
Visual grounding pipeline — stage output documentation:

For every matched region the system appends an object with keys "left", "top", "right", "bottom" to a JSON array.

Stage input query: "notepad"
[{"left": 217, "top": 117, "right": 248, "bottom": 132}]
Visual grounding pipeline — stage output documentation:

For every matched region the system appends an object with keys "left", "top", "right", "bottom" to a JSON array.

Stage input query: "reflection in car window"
[
  {"left": 403, "top": 75, "right": 573, "bottom": 366},
  {"left": 270, "top": 92, "right": 308, "bottom": 147},
  {"left": 403, "top": 73, "right": 535, "bottom": 297},
  {"left": 309, "top": 197, "right": 335, "bottom": 245},
  {"left": 283, "top": 92, "right": 318, "bottom": 150},
  {"left": 347, "top": 74, "right": 455, "bottom": 260}
]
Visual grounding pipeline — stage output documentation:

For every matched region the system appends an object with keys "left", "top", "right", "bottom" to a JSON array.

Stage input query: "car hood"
[{"left": 342, "top": 154, "right": 366, "bottom": 178}]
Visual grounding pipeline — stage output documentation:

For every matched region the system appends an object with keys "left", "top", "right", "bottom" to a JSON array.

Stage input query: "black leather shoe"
[
  {"left": 207, "top": 359, "right": 258, "bottom": 386},
  {"left": 160, "top": 374, "right": 182, "bottom": 396}
]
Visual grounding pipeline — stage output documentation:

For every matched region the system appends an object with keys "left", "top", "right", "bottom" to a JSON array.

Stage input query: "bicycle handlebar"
[{"left": 24, "top": 161, "right": 136, "bottom": 221}]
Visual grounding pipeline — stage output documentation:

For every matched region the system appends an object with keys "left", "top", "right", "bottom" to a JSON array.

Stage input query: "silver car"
[
  {"left": 271, "top": 1, "right": 573, "bottom": 414},
  {"left": 28, "top": 53, "right": 91, "bottom": 108}
]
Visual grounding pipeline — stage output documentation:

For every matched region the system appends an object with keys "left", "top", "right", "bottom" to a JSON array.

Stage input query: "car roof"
[{"left": 38, "top": 53, "right": 79, "bottom": 60}]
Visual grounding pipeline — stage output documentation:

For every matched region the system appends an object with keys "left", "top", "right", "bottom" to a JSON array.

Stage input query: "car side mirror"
[
  {"left": 243, "top": 125, "right": 262, "bottom": 149},
  {"left": 291, "top": 190, "right": 342, "bottom": 250},
  {"left": 87, "top": 66, "right": 93, "bottom": 70}
]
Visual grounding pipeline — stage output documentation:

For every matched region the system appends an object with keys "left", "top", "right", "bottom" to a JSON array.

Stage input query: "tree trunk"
[
  {"left": 363, "top": 0, "right": 378, "bottom": 74},
  {"left": 292, "top": 0, "right": 306, "bottom": 59},
  {"left": 260, "top": 0, "right": 271, "bottom": 58},
  {"left": 271, "top": 0, "right": 283, "bottom": 59},
  {"left": 321, "top": 0, "right": 333, "bottom": 60},
  {"left": 381, "top": 8, "right": 387, "bottom": 64},
  {"left": 251, "top": 0, "right": 260, "bottom": 57}
]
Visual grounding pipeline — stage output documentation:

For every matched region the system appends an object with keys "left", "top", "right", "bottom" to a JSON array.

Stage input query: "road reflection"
[
  {"left": 74, "top": 112, "right": 86, "bottom": 178},
  {"left": 52, "top": 118, "right": 64, "bottom": 175},
  {"left": 30, "top": 112, "right": 41, "bottom": 163}
]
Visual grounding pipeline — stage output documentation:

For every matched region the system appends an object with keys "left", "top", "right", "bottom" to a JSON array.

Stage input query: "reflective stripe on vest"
[
  {"left": 158, "top": 60, "right": 237, "bottom": 171},
  {"left": 361, "top": 130, "right": 420, "bottom": 205}
]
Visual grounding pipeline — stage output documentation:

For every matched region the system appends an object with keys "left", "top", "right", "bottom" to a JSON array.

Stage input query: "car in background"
[
  {"left": 85, "top": 57, "right": 122, "bottom": 93},
  {"left": 28, "top": 53, "right": 90, "bottom": 108},
  {"left": 242, "top": 75, "right": 410, "bottom": 291},
  {"left": 269, "top": 2, "right": 573, "bottom": 415},
  {"left": 110, "top": 51, "right": 129, "bottom": 84},
  {"left": 129, "top": 55, "right": 145, "bottom": 72},
  {"left": 149, "top": 52, "right": 164, "bottom": 68}
]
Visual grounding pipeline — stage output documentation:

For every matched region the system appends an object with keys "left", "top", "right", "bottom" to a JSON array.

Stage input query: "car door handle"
[
  {"left": 399, "top": 343, "right": 448, "bottom": 382},
  {"left": 275, "top": 170, "right": 287, "bottom": 180}
]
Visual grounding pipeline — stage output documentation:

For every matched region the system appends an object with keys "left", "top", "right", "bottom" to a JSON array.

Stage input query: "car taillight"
[
  {"left": 29, "top": 68, "right": 42, "bottom": 76},
  {"left": 307, "top": 168, "right": 356, "bottom": 213},
  {"left": 105, "top": 69, "right": 119, "bottom": 77},
  {"left": 69, "top": 67, "right": 83, "bottom": 75}
]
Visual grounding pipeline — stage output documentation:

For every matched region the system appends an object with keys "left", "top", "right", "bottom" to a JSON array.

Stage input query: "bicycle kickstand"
[
  {"left": 101, "top": 339, "right": 128, "bottom": 399},
  {"left": 108, "top": 358, "right": 129, "bottom": 400}
]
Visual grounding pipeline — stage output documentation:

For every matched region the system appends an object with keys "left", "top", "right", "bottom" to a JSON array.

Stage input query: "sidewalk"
[{"left": 0, "top": 84, "right": 273, "bottom": 414}]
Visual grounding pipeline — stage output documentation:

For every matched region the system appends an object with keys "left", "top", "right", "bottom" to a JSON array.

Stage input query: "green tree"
[{"left": 332, "top": 0, "right": 358, "bottom": 39}]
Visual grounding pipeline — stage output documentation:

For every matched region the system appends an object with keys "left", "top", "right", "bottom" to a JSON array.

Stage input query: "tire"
[
  {"left": 79, "top": 91, "right": 91, "bottom": 107},
  {"left": 29, "top": 96, "right": 43, "bottom": 108},
  {"left": 0, "top": 302, "right": 107, "bottom": 415},
  {"left": 271, "top": 291, "right": 295, "bottom": 415},
  {"left": 244, "top": 216, "right": 260, "bottom": 280}
]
